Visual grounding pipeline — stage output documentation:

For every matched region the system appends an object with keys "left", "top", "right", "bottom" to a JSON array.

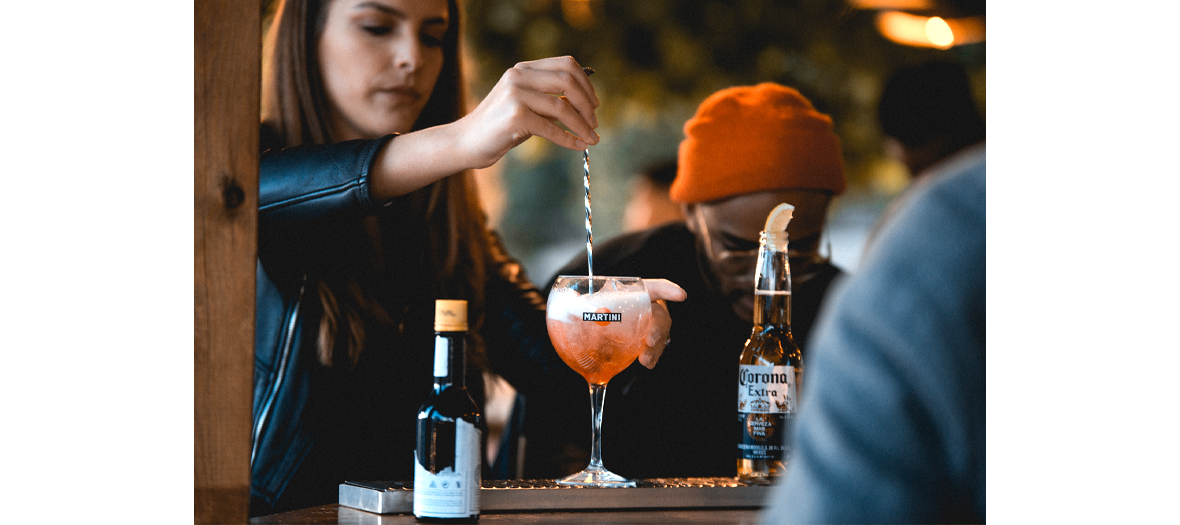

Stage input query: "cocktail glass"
[{"left": 546, "top": 275, "right": 653, "bottom": 487}]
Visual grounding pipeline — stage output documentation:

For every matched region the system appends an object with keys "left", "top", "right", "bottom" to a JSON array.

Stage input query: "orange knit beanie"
[{"left": 670, "top": 83, "right": 846, "bottom": 203}]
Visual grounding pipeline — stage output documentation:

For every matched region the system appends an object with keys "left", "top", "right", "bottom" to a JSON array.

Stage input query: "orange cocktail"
[{"left": 546, "top": 276, "right": 652, "bottom": 487}]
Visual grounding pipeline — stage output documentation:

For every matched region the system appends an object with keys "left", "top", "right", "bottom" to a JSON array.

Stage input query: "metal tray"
[{"left": 339, "top": 478, "right": 770, "bottom": 514}]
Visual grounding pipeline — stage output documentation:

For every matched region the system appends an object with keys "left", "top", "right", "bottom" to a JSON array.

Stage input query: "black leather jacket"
[{"left": 250, "top": 133, "right": 577, "bottom": 516}]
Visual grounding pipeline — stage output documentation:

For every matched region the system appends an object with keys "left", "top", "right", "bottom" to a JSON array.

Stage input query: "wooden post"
[{"left": 195, "top": 0, "right": 260, "bottom": 522}]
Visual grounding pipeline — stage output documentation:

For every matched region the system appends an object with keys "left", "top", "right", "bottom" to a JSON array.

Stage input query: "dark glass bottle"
[
  {"left": 737, "top": 205, "right": 802, "bottom": 484},
  {"left": 414, "top": 300, "right": 484, "bottom": 523}
]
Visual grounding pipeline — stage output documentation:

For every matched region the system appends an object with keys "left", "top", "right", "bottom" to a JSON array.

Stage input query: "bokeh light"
[{"left": 926, "top": 17, "right": 954, "bottom": 49}]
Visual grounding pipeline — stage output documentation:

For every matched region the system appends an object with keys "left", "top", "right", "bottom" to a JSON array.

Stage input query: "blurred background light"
[
  {"left": 926, "top": 17, "right": 954, "bottom": 48},
  {"left": 847, "top": 0, "right": 935, "bottom": 10},
  {"left": 561, "top": 0, "right": 596, "bottom": 30},
  {"left": 876, "top": 11, "right": 985, "bottom": 48},
  {"left": 943, "top": 15, "right": 985, "bottom": 46}
]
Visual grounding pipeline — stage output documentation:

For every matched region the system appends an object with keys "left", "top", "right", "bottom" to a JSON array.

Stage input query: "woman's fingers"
[
  {"left": 514, "top": 56, "right": 599, "bottom": 108},
  {"left": 517, "top": 110, "right": 586, "bottom": 152},
  {"left": 516, "top": 89, "right": 598, "bottom": 146},
  {"left": 502, "top": 65, "right": 599, "bottom": 134},
  {"left": 487, "top": 85, "right": 596, "bottom": 153}
]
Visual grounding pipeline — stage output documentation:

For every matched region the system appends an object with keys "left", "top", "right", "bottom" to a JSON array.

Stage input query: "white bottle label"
[
  {"left": 737, "top": 365, "right": 796, "bottom": 414},
  {"left": 413, "top": 419, "right": 481, "bottom": 518},
  {"left": 433, "top": 337, "right": 448, "bottom": 377}
]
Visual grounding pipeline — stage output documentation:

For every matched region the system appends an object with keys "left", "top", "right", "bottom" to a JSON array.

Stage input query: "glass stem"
[{"left": 587, "top": 382, "right": 607, "bottom": 470}]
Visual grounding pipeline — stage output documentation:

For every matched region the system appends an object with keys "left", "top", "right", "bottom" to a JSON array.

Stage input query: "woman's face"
[{"left": 318, "top": 0, "right": 448, "bottom": 140}]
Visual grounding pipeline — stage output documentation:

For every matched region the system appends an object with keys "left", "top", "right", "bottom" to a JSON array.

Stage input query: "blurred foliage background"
[
  {"left": 261, "top": 0, "right": 985, "bottom": 280},
  {"left": 460, "top": 0, "right": 984, "bottom": 280}
]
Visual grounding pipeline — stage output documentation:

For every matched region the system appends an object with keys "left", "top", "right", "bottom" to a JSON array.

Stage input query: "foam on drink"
[{"left": 547, "top": 288, "right": 650, "bottom": 321}]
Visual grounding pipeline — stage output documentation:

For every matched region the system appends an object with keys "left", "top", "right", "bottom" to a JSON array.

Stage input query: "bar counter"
[
  {"left": 249, "top": 478, "right": 768, "bottom": 524},
  {"left": 249, "top": 504, "right": 762, "bottom": 524}
]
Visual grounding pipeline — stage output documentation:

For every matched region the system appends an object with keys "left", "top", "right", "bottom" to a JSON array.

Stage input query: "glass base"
[{"left": 556, "top": 465, "right": 636, "bottom": 487}]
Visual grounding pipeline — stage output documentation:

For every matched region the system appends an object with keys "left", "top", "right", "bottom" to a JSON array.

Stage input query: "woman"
[{"left": 251, "top": 0, "right": 684, "bottom": 516}]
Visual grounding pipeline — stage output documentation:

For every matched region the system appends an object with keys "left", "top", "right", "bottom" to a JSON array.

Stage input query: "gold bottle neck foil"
[{"left": 434, "top": 299, "right": 468, "bottom": 332}]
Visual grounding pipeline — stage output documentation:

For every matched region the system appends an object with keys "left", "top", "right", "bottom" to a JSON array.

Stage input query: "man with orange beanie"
[{"left": 520, "top": 83, "right": 849, "bottom": 479}]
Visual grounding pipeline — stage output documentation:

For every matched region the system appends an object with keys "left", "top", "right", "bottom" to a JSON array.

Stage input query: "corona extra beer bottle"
[{"left": 737, "top": 204, "right": 802, "bottom": 484}]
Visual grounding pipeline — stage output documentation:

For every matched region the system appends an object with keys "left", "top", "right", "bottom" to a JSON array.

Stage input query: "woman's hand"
[
  {"left": 638, "top": 279, "right": 687, "bottom": 369},
  {"left": 371, "top": 56, "right": 599, "bottom": 201},
  {"left": 452, "top": 56, "right": 600, "bottom": 169}
]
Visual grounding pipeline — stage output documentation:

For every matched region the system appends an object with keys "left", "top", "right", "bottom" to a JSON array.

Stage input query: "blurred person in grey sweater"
[{"left": 761, "top": 143, "right": 985, "bottom": 524}]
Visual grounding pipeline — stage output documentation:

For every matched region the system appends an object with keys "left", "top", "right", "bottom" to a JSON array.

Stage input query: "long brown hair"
[{"left": 262, "top": 0, "right": 490, "bottom": 371}]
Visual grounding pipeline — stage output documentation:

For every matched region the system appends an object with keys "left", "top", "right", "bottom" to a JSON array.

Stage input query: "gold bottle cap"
[{"left": 434, "top": 300, "right": 468, "bottom": 332}]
